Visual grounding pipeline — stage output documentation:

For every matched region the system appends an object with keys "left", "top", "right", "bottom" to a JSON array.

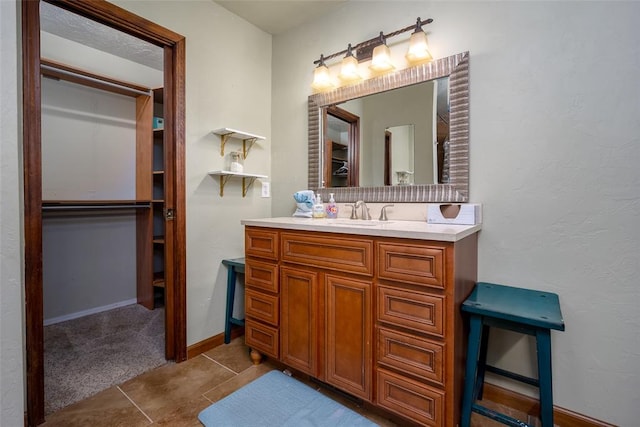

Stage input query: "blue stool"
[
  {"left": 222, "top": 258, "right": 246, "bottom": 344},
  {"left": 461, "top": 282, "right": 564, "bottom": 427}
]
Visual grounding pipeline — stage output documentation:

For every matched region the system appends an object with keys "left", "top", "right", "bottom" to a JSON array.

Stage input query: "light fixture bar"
[{"left": 312, "top": 18, "right": 433, "bottom": 66}]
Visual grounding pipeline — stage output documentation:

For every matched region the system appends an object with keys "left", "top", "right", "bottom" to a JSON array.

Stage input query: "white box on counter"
[{"left": 427, "top": 203, "right": 482, "bottom": 225}]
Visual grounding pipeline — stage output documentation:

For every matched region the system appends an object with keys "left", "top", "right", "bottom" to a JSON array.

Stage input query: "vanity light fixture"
[
  {"left": 311, "top": 17, "right": 433, "bottom": 91},
  {"left": 311, "top": 54, "right": 334, "bottom": 91},
  {"left": 338, "top": 44, "right": 361, "bottom": 83},
  {"left": 369, "top": 32, "right": 395, "bottom": 72},
  {"left": 406, "top": 17, "right": 433, "bottom": 63},
  {"left": 406, "top": 18, "right": 433, "bottom": 64}
]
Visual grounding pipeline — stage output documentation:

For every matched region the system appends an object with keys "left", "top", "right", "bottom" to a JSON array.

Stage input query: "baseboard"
[
  {"left": 186, "top": 326, "right": 245, "bottom": 359},
  {"left": 43, "top": 298, "right": 138, "bottom": 326},
  {"left": 483, "top": 383, "right": 617, "bottom": 427}
]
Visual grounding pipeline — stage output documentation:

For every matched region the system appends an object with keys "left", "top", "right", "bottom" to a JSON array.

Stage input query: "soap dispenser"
[
  {"left": 312, "top": 194, "right": 325, "bottom": 218},
  {"left": 326, "top": 193, "right": 338, "bottom": 218}
]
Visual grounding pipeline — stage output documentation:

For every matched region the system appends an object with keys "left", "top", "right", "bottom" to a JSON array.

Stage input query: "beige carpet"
[{"left": 44, "top": 303, "right": 166, "bottom": 415}]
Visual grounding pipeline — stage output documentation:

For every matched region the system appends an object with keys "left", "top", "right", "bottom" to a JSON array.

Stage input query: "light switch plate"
[{"left": 261, "top": 182, "right": 270, "bottom": 198}]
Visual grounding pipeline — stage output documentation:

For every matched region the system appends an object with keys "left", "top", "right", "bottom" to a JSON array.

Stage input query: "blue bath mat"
[{"left": 198, "top": 370, "right": 378, "bottom": 426}]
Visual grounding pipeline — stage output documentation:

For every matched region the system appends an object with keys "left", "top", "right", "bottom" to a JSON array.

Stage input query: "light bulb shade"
[
  {"left": 311, "top": 64, "right": 333, "bottom": 91},
  {"left": 406, "top": 31, "right": 432, "bottom": 63},
  {"left": 338, "top": 55, "right": 361, "bottom": 83},
  {"left": 369, "top": 43, "right": 395, "bottom": 72}
]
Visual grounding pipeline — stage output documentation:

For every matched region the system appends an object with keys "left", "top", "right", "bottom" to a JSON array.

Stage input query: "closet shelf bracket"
[
  {"left": 212, "top": 128, "right": 266, "bottom": 157},
  {"left": 208, "top": 171, "right": 268, "bottom": 197}
]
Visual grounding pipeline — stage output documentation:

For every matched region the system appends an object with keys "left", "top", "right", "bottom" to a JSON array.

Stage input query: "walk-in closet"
[{"left": 39, "top": 2, "right": 167, "bottom": 414}]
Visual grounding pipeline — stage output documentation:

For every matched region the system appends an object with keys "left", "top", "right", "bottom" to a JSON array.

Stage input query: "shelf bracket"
[
  {"left": 219, "top": 133, "right": 231, "bottom": 156},
  {"left": 242, "top": 176, "right": 258, "bottom": 197},
  {"left": 242, "top": 138, "right": 258, "bottom": 159},
  {"left": 219, "top": 174, "right": 232, "bottom": 196}
]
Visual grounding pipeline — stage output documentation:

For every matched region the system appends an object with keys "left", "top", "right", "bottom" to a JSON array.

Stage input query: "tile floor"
[{"left": 42, "top": 337, "right": 526, "bottom": 426}]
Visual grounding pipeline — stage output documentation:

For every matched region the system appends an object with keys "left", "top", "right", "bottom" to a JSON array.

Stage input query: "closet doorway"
[{"left": 22, "top": 1, "right": 186, "bottom": 425}]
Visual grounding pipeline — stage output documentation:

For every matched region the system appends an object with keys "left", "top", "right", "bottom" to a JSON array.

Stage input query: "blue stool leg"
[
  {"left": 536, "top": 328, "right": 554, "bottom": 427},
  {"left": 224, "top": 267, "right": 237, "bottom": 344},
  {"left": 461, "top": 314, "right": 483, "bottom": 427},
  {"left": 475, "top": 324, "right": 490, "bottom": 401}
]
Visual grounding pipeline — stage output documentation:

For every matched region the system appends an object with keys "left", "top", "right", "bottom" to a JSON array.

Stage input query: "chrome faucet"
[
  {"left": 355, "top": 200, "right": 371, "bottom": 220},
  {"left": 378, "top": 204, "right": 394, "bottom": 221},
  {"left": 346, "top": 203, "right": 358, "bottom": 219}
]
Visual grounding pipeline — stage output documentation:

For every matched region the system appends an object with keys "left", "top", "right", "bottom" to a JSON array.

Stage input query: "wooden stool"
[
  {"left": 461, "top": 282, "right": 565, "bottom": 427},
  {"left": 222, "top": 257, "right": 245, "bottom": 344}
]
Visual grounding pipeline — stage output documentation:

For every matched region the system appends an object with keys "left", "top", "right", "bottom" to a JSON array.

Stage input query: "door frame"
[
  {"left": 22, "top": 1, "right": 187, "bottom": 425},
  {"left": 323, "top": 106, "right": 359, "bottom": 187}
]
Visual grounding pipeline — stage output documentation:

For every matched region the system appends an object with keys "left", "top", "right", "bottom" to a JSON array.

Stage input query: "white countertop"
[{"left": 241, "top": 217, "right": 481, "bottom": 242}]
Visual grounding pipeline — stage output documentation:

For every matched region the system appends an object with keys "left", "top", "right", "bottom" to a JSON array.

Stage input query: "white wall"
[
  {"left": 0, "top": 1, "right": 24, "bottom": 425},
  {"left": 41, "top": 79, "right": 137, "bottom": 200},
  {"left": 271, "top": 1, "right": 640, "bottom": 425},
  {"left": 110, "top": 0, "right": 273, "bottom": 346},
  {"left": 40, "top": 75, "right": 138, "bottom": 322}
]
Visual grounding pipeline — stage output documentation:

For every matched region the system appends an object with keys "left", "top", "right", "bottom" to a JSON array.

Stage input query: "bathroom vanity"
[{"left": 242, "top": 217, "right": 480, "bottom": 426}]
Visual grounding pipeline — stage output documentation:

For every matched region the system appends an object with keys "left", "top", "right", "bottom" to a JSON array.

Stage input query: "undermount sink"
[{"left": 320, "top": 219, "right": 394, "bottom": 227}]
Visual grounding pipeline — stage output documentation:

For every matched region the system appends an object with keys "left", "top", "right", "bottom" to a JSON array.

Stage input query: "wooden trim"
[
  {"left": 44, "top": 0, "right": 183, "bottom": 47},
  {"left": 186, "top": 327, "right": 245, "bottom": 359},
  {"left": 325, "top": 105, "right": 360, "bottom": 187},
  {"left": 164, "top": 38, "right": 188, "bottom": 362},
  {"left": 23, "top": 1, "right": 187, "bottom": 424},
  {"left": 22, "top": 1, "right": 44, "bottom": 425},
  {"left": 483, "top": 383, "right": 616, "bottom": 427}
]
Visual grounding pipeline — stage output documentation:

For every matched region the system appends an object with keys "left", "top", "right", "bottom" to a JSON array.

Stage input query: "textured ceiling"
[
  {"left": 39, "top": 1, "right": 346, "bottom": 72},
  {"left": 40, "top": 1, "right": 163, "bottom": 71}
]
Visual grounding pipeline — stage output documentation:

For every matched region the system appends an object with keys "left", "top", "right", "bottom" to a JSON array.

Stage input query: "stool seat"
[
  {"left": 462, "top": 283, "right": 565, "bottom": 331},
  {"left": 461, "top": 282, "right": 564, "bottom": 427},
  {"left": 222, "top": 257, "right": 245, "bottom": 344}
]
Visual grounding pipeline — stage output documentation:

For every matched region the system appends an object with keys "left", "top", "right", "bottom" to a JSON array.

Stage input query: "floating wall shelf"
[
  {"left": 208, "top": 170, "right": 268, "bottom": 197},
  {"left": 212, "top": 128, "right": 266, "bottom": 158}
]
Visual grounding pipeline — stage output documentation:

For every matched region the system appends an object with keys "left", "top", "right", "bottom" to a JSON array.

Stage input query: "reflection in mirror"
[
  {"left": 308, "top": 51, "right": 469, "bottom": 203},
  {"left": 386, "top": 124, "right": 415, "bottom": 185},
  {"left": 324, "top": 106, "right": 359, "bottom": 187},
  {"left": 329, "top": 78, "right": 449, "bottom": 187}
]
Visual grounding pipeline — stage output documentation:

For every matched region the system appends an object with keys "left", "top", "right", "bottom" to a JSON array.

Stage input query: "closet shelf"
[
  {"left": 212, "top": 127, "right": 266, "bottom": 158},
  {"left": 208, "top": 171, "right": 268, "bottom": 197},
  {"left": 153, "top": 272, "right": 165, "bottom": 288}
]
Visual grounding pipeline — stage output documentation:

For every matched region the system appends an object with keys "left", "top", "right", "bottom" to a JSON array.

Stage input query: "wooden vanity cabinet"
[
  {"left": 244, "top": 228, "right": 279, "bottom": 359},
  {"left": 375, "top": 236, "right": 478, "bottom": 426},
  {"left": 244, "top": 226, "right": 478, "bottom": 426},
  {"left": 280, "top": 231, "right": 374, "bottom": 400}
]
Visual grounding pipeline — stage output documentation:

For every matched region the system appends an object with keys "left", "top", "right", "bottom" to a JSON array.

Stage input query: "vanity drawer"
[
  {"left": 246, "top": 259, "right": 279, "bottom": 293},
  {"left": 377, "top": 285, "right": 444, "bottom": 337},
  {"left": 245, "top": 289, "right": 279, "bottom": 326},
  {"left": 245, "top": 227, "right": 279, "bottom": 260},
  {"left": 376, "top": 368, "right": 444, "bottom": 427},
  {"left": 377, "top": 326, "right": 443, "bottom": 386},
  {"left": 281, "top": 232, "right": 373, "bottom": 276},
  {"left": 245, "top": 319, "right": 279, "bottom": 359},
  {"left": 377, "top": 241, "right": 445, "bottom": 289}
]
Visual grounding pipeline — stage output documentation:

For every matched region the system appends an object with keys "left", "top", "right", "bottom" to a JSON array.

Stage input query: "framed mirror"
[{"left": 308, "top": 51, "right": 469, "bottom": 203}]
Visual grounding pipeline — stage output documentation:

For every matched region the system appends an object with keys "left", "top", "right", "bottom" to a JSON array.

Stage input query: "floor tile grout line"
[
  {"left": 201, "top": 353, "right": 240, "bottom": 374},
  {"left": 117, "top": 385, "right": 154, "bottom": 424}
]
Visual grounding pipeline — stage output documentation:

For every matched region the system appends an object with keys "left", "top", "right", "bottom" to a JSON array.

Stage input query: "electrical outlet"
[{"left": 261, "top": 182, "right": 270, "bottom": 198}]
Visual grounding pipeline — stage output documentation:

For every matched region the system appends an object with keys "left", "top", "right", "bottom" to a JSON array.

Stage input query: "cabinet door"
[
  {"left": 325, "top": 274, "right": 372, "bottom": 401},
  {"left": 280, "top": 266, "right": 318, "bottom": 376}
]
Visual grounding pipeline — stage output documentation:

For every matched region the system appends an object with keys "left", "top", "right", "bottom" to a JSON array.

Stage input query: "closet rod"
[
  {"left": 41, "top": 61, "right": 152, "bottom": 98},
  {"left": 42, "top": 203, "right": 151, "bottom": 211}
]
